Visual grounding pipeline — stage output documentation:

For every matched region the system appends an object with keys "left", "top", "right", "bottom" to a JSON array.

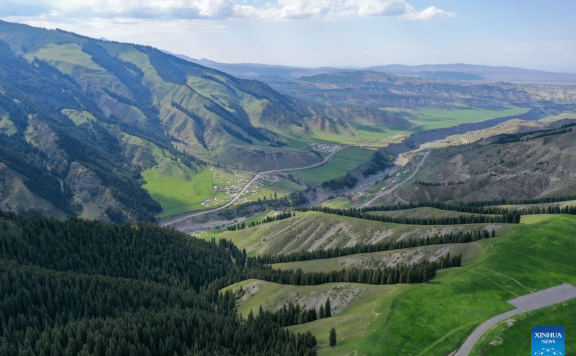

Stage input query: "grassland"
[
  {"left": 61, "top": 109, "right": 97, "bottom": 126},
  {"left": 0, "top": 114, "right": 16, "bottom": 136},
  {"left": 226, "top": 214, "right": 576, "bottom": 355},
  {"left": 273, "top": 242, "right": 483, "bottom": 273},
  {"left": 290, "top": 147, "right": 373, "bottom": 184},
  {"left": 469, "top": 297, "right": 576, "bottom": 356},
  {"left": 412, "top": 107, "right": 529, "bottom": 130},
  {"left": 215, "top": 211, "right": 505, "bottom": 256},
  {"left": 321, "top": 196, "right": 353, "bottom": 209},
  {"left": 539, "top": 110, "right": 576, "bottom": 122},
  {"left": 367, "top": 207, "right": 495, "bottom": 219},
  {"left": 142, "top": 166, "right": 215, "bottom": 218}
]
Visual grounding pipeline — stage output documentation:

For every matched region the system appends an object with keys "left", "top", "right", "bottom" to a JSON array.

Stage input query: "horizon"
[{"left": 1, "top": 1, "right": 575, "bottom": 74}]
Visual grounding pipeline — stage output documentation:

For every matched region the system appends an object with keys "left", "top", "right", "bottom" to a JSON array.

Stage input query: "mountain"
[
  {"left": 367, "top": 63, "right": 576, "bottom": 86},
  {"left": 381, "top": 121, "right": 576, "bottom": 205},
  {"left": 0, "top": 20, "right": 412, "bottom": 221},
  {"left": 171, "top": 55, "right": 576, "bottom": 86},
  {"left": 167, "top": 53, "right": 353, "bottom": 80},
  {"left": 266, "top": 71, "right": 576, "bottom": 109}
]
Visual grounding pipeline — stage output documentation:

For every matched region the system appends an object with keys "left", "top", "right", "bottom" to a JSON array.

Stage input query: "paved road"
[
  {"left": 161, "top": 124, "right": 422, "bottom": 228},
  {"left": 455, "top": 283, "right": 576, "bottom": 356},
  {"left": 161, "top": 146, "right": 349, "bottom": 227},
  {"left": 360, "top": 150, "right": 430, "bottom": 208}
]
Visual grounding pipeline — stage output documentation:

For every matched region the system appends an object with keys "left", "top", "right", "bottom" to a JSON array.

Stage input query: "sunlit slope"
[
  {"left": 227, "top": 214, "right": 576, "bottom": 355},
  {"left": 378, "top": 127, "right": 576, "bottom": 206},
  {"left": 216, "top": 211, "right": 505, "bottom": 256}
]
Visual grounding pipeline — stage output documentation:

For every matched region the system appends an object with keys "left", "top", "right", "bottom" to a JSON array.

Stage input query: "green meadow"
[
  {"left": 225, "top": 214, "right": 576, "bottom": 355},
  {"left": 291, "top": 147, "right": 373, "bottom": 184},
  {"left": 142, "top": 166, "right": 215, "bottom": 218},
  {"left": 413, "top": 107, "right": 529, "bottom": 130}
]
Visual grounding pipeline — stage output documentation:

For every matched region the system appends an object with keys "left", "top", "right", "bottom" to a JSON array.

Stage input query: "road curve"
[
  {"left": 160, "top": 145, "right": 349, "bottom": 227},
  {"left": 161, "top": 124, "right": 422, "bottom": 228},
  {"left": 454, "top": 283, "right": 576, "bottom": 356},
  {"left": 360, "top": 150, "right": 430, "bottom": 208}
]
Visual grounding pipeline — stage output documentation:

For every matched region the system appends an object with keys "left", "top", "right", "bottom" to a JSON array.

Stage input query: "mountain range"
[{"left": 175, "top": 54, "right": 576, "bottom": 86}]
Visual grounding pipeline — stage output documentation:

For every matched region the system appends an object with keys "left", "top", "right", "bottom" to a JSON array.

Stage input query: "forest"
[{"left": 0, "top": 211, "right": 317, "bottom": 356}]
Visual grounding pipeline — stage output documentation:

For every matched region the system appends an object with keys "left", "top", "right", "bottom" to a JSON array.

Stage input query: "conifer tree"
[
  {"left": 329, "top": 328, "right": 337, "bottom": 348},
  {"left": 325, "top": 298, "right": 331, "bottom": 317}
]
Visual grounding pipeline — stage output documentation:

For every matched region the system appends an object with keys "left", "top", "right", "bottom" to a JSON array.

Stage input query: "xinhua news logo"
[{"left": 532, "top": 325, "right": 565, "bottom": 356}]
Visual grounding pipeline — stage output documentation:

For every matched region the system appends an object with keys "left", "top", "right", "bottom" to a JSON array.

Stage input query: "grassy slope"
[
  {"left": 469, "top": 297, "right": 576, "bottom": 356},
  {"left": 272, "top": 242, "right": 484, "bottom": 273},
  {"left": 367, "top": 207, "right": 496, "bottom": 219},
  {"left": 226, "top": 214, "right": 576, "bottom": 355},
  {"left": 413, "top": 107, "right": 530, "bottom": 130},
  {"left": 142, "top": 166, "right": 214, "bottom": 218},
  {"left": 291, "top": 147, "right": 373, "bottom": 184},
  {"left": 216, "top": 211, "right": 504, "bottom": 256},
  {"left": 321, "top": 196, "right": 353, "bottom": 209}
]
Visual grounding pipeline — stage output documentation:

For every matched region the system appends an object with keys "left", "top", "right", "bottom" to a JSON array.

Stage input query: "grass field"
[
  {"left": 226, "top": 214, "right": 576, "bottom": 355},
  {"left": 321, "top": 196, "right": 353, "bottom": 209},
  {"left": 0, "top": 114, "right": 16, "bottom": 136},
  {"left": 142, "top": 166, "right": 215, "bottom": 218},
  {"left": 469, "top": 297, "right": 576, "bottom": 356},
  {"left": 291, "top": 147, "right": 373, "bottom": 184},
  {"left": 539, "top": 111, "right": 576, "bottom": 122},
  {"left": 412, "top": 107, "right": 529, "bottom": 130}
]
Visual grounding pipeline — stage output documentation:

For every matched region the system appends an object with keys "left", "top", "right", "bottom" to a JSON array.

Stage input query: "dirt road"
[
  {"left": 360, "top": 150, "right": 430, "bottom": 208},
  {"left": 454, "top": 283, "right": 576, "bottom": 356}
]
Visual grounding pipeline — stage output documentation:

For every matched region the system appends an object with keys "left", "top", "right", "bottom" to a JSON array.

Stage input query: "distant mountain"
[
  {"left": 266, "top": 71, "right": 576, "bottom": 109},
  {"left": 168, "top": 53, "right": 352, "bottom": 80},
  {"left": 367, "top": 64, "right": 576, "bottom": 86},
  {"left": 171, "top": 55, "right": 576, "bottom": 86}
]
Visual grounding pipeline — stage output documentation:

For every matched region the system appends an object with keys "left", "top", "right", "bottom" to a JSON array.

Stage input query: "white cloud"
[
  {"left": 0, "top": 0, "right": 454, "bottom": 21},
  {"left": 403, "top": 6, "right": 454, "bottom": 20}
]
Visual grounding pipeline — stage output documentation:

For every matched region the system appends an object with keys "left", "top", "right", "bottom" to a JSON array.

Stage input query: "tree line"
[
  {"left": 228, "top": 211, "right": 295, "bottom": 231},
  {"left": 294, "top": 206, "right": 521, "bottom": 225},
  {"left": 254, "top": 298, "right": 333, "bottom": 328},
  {"left": 252, "top": 229, "right": 490, "bottom": 264},
  {"left": 244, "top": 254, "right": 462, "bottom": 286}
]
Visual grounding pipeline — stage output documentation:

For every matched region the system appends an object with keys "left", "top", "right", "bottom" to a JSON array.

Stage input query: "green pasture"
[
  {"left": 291, "top": 147, "right": 372, "bottom": 185},
  {"left": 226, "top": 214, "right": 576, "bottom": 355},
  {"left": 412, "top": 107, "right": 529, "bottom": 130}
]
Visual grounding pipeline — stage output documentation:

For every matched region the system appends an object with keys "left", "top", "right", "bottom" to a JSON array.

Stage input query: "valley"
[{"left": 1, "top": 16, "right": 576, "bottom": 356}]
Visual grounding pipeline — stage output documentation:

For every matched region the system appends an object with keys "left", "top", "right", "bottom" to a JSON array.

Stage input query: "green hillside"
[
  {"left": 226, "top": 214, "right": 576, "bottom": 355},
  {"left": 216, "top": 211, "right": 505, "bottom": 256},
  {"left": 0, "top": 20, "right": 420, "bottom": 220}
]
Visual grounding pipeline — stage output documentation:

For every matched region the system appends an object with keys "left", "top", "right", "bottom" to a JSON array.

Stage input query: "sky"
[{"left": 1, "top": 0, "right": 575, "bottom": 73}]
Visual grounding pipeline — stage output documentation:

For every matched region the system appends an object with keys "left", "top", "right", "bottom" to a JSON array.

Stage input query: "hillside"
[
  {"left": 377, "top": 124, "right": 576, "bottom": 205},
  {"left": 225, "top": 214, "right": 576, "bottom": 355},
  {"left": 215, "top": 211, "right": 504, "bottom": 256},
  {"left": 0, "top": 20, "right": 413, "bottom": 221},
  {"left": 268, "top": 71, "right": 576, "bottom": 110},
  {"left": 0, "top": 210, "right": 318, "bottom": 356}
]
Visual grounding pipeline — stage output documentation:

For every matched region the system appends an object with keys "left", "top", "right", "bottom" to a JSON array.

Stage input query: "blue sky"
[{"left": 1, "top": 0, "right": 575, "bottom": 73}]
